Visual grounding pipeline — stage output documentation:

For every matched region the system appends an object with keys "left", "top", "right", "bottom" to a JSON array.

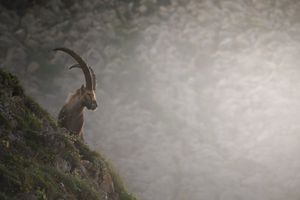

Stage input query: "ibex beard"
[{"left": 54, "top": 47, "right": 98, "bottom": 140}]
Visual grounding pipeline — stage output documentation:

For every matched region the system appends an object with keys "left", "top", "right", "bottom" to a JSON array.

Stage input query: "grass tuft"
[{"left": 0, "top": 69, "right": 137, "bottom": 200}]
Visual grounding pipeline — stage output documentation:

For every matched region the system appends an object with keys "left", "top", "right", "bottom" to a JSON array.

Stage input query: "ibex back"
[{"left": 54, "top": 47, "right": 98, "bottom": 140}]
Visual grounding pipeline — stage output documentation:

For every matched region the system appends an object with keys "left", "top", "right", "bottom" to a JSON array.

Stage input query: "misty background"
[{"left": 2, "top": 0, "right": 300, "bottom": 199}]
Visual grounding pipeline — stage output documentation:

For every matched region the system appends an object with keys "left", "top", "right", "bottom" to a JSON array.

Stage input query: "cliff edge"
[{"left": 0, "top": 69, "right": 136, "bottom": 200}]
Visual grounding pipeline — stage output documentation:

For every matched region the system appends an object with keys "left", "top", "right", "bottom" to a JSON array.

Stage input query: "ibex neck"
[
  {"left": 74, "top": 102, "right": 85, "bottom": 115},
  {"left": 68, "top": 96, "right": 85, "bottom": 115}
]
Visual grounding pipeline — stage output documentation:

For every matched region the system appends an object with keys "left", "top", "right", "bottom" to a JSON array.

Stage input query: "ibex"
[{"left": 54, "top": 47, "right": 98, "bottom": 140}]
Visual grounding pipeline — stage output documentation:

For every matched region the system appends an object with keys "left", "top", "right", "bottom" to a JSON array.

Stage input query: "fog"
[{"left": 2, "top": 0, "right": 300, "bottom": 199}]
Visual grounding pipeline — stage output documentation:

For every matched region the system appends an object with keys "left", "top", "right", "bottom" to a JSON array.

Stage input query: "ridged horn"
[
  {"left": 69, "top": 64, "right": 96, "bottom": 91},
  {"left": 89, "top": 67, "right": 96, "bottom": 91},
  {"left": 54, "top": 47, "right": 93, "bottom": 90}
]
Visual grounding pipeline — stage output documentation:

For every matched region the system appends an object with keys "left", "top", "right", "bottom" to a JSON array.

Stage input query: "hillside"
[{"left": 0, "top": 69, "right": 136, "bottom": 200}]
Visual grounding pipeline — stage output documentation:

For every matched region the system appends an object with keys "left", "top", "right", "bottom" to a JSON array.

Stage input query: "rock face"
[{"left": 0, "top": 69, "right": 136, "bottom": 200}]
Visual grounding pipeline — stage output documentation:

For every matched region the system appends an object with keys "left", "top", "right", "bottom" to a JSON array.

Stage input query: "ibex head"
[{"left": 54, "top": 47, "right": 98, "bottom": 110}]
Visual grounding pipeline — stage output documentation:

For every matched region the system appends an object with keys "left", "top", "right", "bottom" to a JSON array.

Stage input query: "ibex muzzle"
[{"left": 54, "top": 47, "right": 98, "bottom": 139}]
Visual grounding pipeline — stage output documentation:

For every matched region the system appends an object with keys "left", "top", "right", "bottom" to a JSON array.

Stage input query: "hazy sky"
[{"left": 2, "top": 0, "right": 300, "bottom": 200}]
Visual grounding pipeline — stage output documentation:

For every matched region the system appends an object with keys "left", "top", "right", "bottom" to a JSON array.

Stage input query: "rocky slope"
[{"left": 0, "top": 69, "right": 136, "bottom": 200}]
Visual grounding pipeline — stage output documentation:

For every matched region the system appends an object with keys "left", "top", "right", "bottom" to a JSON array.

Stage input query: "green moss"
[
  {"left": 104, "top": 161, "right": 137, "bottom": 200},
  {"left": 46, "top": 166, "right": 103, "bottom": 200},
  {"left": 58, "top": 135, "right": 82, "bottom": 168},
  {"left": 0, "top": 70, "right": 56, "bottom": 131},
  {"left": 74, "top": 142, "right": 137, "bottom": 200},
  {"left": 24, "top": 112, "right": 43, "bottom": 131},
  {"left": 24, "top": 130, "right": 43, "bottom": 151},
  {"left": 74, "top": 140, "right": 99, "bottom": 164},
  {"left": 35, "top": 187, "right": 47, "bottom": 200},
  {"left": 22, "top": 167, "right": 54, "bottom": 194},
  {"left": 1, "top": 153, "right": 63, "bottom": 199},
  {"left": 0, "top": 70, "right": 23, "bottom": 96},
  {"left": 0, "top": 192, "right": 13, "bottom": 200},
  {"left": 0, "top": 70, "right": 18, "bottom": 86},
  {"left": 0, "top": 69, "right": 137, "bottom": 200},
  {"left": 0, "top": 112, "right": 12, "bottom": 130},
  {"left": 0, "top": 139, "right": 86, "bottom": 199},
  {"left": 59, "top": 174, "right": 101, "bottom": 199},
  {"left": 24, "top": 96, "right": 57, "bottom": 129},
  {"left": 72, "top": 140, "right": 137, "bottom": 200},
  {"left": 27, "top": 113, "right": 42, "bottom": 130},
  {"left": 0, "top": 164, "right": 22, "bottom": 195}
]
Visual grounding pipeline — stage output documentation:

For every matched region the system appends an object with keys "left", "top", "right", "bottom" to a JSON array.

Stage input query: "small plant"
[
  {"left": 35, "top": 187, "right": 47, "bottom": 200},
  {"left": 0, "top": 69, "right": 137, "bottom": 199}
]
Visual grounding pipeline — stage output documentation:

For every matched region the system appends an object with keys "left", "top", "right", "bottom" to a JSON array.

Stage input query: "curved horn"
[
  {"left": 54, "top": 47, "right": 93, "bottom": 90},
  {"left": 69, "top": 64, "right": 96, "bottom": 91},
  {"left": 89, "top": 67, "right": 96, "bottom": 91}
]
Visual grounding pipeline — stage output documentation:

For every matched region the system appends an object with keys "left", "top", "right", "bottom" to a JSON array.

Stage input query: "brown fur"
[
  {"left": 58, "top": 85, "right": 97, "bottom": 140},
  {"left": 54, "top": 47, "right": 97, "bottom": 140}
]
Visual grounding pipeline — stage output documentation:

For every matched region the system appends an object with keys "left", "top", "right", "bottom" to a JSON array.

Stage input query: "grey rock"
[
  {"left": 55, "top": 158, "right": 72, "bottom": 173},
  {"left": 15, "top": 193, "right": 38, "bottom": 200}
]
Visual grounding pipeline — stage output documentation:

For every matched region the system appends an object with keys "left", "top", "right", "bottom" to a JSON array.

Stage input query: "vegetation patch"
[{"left": 0, "top": 69, "right": 137, "bottom": 200}]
